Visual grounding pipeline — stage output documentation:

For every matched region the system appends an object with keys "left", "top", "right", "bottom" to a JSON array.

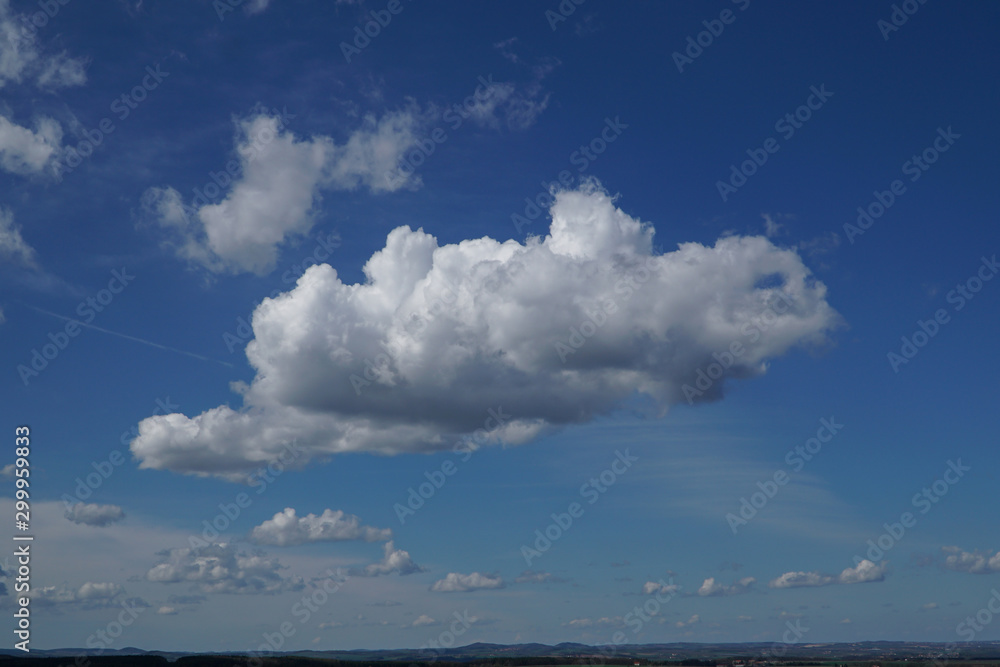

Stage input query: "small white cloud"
[
  {"left": 697, "top": 576, "right": 755, "bottom": 596},
  {"left": 942, "top": 546, "right": 1000, "bottom": 574},
  {"left": 676, "top": 614, "right": 700, "bottom": 628},
  {"left": 156, "top": 606, "right": 178, "bottom": 615},
  {"left": 430, "top": 572, "right": 504, "bottom": 592},
  {"left": 411, "top": 614, "right": 437, "bottom": 627},
  {"left": 0, "top": 115, "right": 63, "bottom": 177},
  {"left": 762, "top": 213, "right": 784, "bottom": 238},
  {"left": 34, "top": 582, "right": 124, "bottom": 608},
  {"left": 355, "top": 541, "right": 424, "bottom": 577},
  {"left": 769, "top": 559, "right": 886, "bottom": 588},
  {"left": 768, "top": 570, "right": 834, "bottom": 589},
  {"left": 248, "top": 507, "right": 391, "bottom": 546},
  {"left": 642, "top": 580, "right": 679, "bottom": 596},
  {"left": 64, "top": 502, "right": 125, "bottom": 527},
  {"left": 77, "top": 582, "right": 122, "bottom": 600},
  {"left": 837, "top": 559, "right": 886, "bottom": 584}
]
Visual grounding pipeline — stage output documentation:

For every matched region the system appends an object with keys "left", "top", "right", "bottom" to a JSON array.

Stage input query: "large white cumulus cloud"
[{"left": 131, "top": 180, "right": 841, "bottom": 479}]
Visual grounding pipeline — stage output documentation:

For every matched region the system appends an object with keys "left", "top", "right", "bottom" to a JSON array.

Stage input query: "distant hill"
[{"left": 1, "top": 640, "right": 999, "bottom": 665}]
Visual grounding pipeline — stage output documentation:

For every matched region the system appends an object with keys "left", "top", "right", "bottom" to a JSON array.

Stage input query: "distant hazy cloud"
[
  {"left": 64, "top": 502, "right": 125, "bottom": 527},
  {"left": 145, "top": 542, "right": 304, "bottom": 594}
]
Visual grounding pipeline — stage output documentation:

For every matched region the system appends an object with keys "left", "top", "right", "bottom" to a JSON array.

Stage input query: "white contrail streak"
[{"left": 26, "top": 305, "right": 234, "bottom": 368}]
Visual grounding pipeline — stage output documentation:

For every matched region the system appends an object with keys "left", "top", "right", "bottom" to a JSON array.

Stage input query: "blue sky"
[{"left": 2, "top": 0, "right": 999, "bottom": 654}]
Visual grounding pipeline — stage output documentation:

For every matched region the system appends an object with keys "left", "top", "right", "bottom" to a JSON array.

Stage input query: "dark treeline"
[{"left": 2, "top": 657, "right": 998, "bottom": 667}]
